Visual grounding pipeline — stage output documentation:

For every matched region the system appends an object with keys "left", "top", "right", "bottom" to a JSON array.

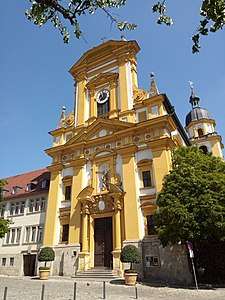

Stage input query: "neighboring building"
[
  {"left": 185, "top": 88, "right": 224, "bottom": 157},
  {"left": 43, "top": 39, "right": 194, "bottom": 283},
  {"left": 0, "top": 168, "right": 50, "bottom": 276}
]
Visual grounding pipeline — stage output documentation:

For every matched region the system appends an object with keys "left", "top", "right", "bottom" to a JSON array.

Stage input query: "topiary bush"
[
  {"left": 38, "top": 247, "right": 55, "bottom": 269},
  {"left": 120, "top": 245, "right": 141, "bottom": 271}
]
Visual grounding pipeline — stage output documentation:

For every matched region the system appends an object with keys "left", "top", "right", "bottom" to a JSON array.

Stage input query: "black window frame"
[
  {"left": 62, "top": 224, "right": 69, "bottom": 242},
  {"left": 146, "top": 215, "right": 155, "bottom": 235},
  {"left": 65, "top": 186, "right": 71, "bottom": 201},
  {"left": 142, "top": 170, "right": 152, "bottom": 188}
]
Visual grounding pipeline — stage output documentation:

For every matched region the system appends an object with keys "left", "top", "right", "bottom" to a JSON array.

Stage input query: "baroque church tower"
[
  {"left": 185, "top": 86, "right": 223, "bottom": 158},
  {"left": 43, "top": 39, "right": 192, "bottom": 283}
]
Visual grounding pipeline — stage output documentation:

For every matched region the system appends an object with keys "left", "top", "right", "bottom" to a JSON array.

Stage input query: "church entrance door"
[{"left": 94, "top": 217, "right": 113, "bottom": 268}]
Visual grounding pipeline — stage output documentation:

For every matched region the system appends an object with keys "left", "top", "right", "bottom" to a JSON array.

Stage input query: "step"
[{"left": 73, "top": 268, "right": 120, "bottom": 279}]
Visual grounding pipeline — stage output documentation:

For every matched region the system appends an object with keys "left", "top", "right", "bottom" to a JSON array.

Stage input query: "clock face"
[{"left": 96, "top": 89, "right": 110, "bottom": 104}]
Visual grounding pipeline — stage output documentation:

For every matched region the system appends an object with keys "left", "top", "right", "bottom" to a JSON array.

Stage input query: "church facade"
[
  {"left": 43, "top": 39, "right": 189, "bottom": 282},
  {"left": 42, "top": 39, "right": 223, "bottom": 283}
]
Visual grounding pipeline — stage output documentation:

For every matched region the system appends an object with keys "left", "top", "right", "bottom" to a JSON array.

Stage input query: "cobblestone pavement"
[{"left": 0, "top": 276, "right": 225, "bottom": 300}]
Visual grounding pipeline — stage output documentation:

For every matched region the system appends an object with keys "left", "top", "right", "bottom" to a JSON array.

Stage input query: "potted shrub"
[
  {"left": 38, "top": 247, "right": 55, "bottom": 280},
  {"left": 120, "top": 245, "right": 141, "bottom": 286}
]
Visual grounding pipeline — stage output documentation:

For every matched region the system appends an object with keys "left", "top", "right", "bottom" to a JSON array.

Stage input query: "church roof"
[
  {"left": 185, "top": 89, "right": 212, "bottom": 127},
  {"left": 186, "top": 107, "right": 212, "bottom": 127}
]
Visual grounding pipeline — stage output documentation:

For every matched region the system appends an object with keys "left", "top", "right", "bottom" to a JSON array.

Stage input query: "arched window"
[
  {"left": 199, "top": 145, "right": 208, "bottom": 154},
  {"left": 198, "top": 128, "right": 204, "bottom": 137}
]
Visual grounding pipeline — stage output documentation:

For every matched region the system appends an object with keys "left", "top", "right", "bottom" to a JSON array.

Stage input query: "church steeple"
[
  {"left": 188, "top": 81, "right": 200, "bottom": 109},
  {"left": 185, "top": 83, "right": 223, "bottom": 158}
]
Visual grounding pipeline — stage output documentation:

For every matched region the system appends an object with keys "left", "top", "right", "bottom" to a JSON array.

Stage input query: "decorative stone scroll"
[{"left": 133, "top": 88, "right": 147, "bottom": 103}]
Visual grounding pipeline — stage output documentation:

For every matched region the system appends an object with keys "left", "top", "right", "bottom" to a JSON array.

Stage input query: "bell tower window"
[
  {"left": 199, "top": 145, "right": 208, "bottom": 154},
  {"left": 198, "top": 128, "right": 204, "bottom": 137}
]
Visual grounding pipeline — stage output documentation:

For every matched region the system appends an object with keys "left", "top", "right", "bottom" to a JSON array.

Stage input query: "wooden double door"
[{"left": 94, "top": 217, "right": 113, "bottom": 268}]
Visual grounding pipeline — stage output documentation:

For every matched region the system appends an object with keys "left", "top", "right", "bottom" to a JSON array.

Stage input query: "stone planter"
[
  {"left": 39, "top": 269, "right": 50, "bottom": 280},
  {"left": 124, "top": 272, "right": 137, "bottom": 286}
]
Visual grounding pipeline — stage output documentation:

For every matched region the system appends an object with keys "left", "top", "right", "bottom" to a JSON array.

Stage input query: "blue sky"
[{"left": 0, "top": 1, "right": 224, "bottom": 178}]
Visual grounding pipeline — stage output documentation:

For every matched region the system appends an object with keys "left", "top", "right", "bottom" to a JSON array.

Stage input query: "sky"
[{"left": 0, "top": 1, "right": 225, "bottom": 178}]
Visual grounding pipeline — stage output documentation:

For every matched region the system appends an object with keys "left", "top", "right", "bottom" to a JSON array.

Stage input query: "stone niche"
[{"left": 142, "top": 237, "right": 193, "bottom": 284}]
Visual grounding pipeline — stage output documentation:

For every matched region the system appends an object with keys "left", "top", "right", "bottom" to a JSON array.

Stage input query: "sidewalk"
[{"left": 0, "top": 276, "right": 225, "bottom": 300}]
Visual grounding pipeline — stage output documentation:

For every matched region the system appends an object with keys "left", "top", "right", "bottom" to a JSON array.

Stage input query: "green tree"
[
  {"left": 38, "top": 246, "right": 55, "bottom": 268},
  {"left": 0, "top": 180, "right": 10, "bottom": 238},
  {"left": 25, "top": 1, "right": 225, "bottom": 52},
  {"left": 154, "top": 146, "right": 225, "bottom": 245},
  {"left": 154, "top": 146, "right": 225, "bottom": 282}
]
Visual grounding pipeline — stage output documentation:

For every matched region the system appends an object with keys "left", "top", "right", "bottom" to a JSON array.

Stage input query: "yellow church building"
[{"left": 43, "top": 39, "right": 223, "bottom": 283}]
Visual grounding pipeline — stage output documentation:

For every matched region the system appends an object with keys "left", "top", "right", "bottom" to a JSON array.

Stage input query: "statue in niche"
[{"left": 101, "top": 170, "right": 109, "bottom": 191}]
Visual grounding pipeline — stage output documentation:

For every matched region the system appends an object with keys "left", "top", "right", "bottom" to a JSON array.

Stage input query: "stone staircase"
[{"left": 73, "top": 267, "right": 121, "bottom": 280}]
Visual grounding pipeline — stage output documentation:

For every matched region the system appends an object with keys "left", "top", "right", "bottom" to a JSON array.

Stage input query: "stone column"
[
  {"left": 112, "top": 196, "right": 123, "bottom": 276},
  {"left": 78, "top": 203, "right": 90, "bottom": 272},
  {"left": 114, "top": 198, "right": 122, "bottom": 251},
  {"left": 82, "top": 205, "right": 89, "bottom": 252}
]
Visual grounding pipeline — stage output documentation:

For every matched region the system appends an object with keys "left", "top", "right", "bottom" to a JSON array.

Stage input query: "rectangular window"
[
  {"left": 65, "top": 186, "right": 71, "bottom": 201},
  {"left": 2, "top": 258, "right": 6, "bottom": 266},
  {"left": 20, "top": 202, "right": 25, "bottom": 214},
  {"left": 0, "top": 204, "right": 6, "bottom": 217},
  {"left": 40, "top": 197, "right": 46, "bottom": 211},
  {"left": 25, "top": 227, "right": 30, "bottom": 243},
  {"left": 97, "top": 100, "right": 110, "bottom": 116},
  {"left": 10, "top": 203, "right": 14, "bottom": 215},
  {"left": 146, "top": 255, "right": 159, "bottom": 267},
  {"left": 147, "top": 215, "right": 155, "bottom": 235},
  {"left": 35, "top": 199, "right": 40, "bottom": 211},
  {"left": 10, "top": 257, "right": 14, "bottom": 266},
  {"left": 16, "top": 228, "right": 21, "bottom": 244},
  {"left": 138, "top": 111, "right": 147, "bottom": 122},
  {"left": 151, "top": 105, "right": 159, "bottom": 116},
  {"left": 142, "top": 171, "right": 152, "bottom": 187},
  {"left": 15, "top": 202, "right": 20, "bottom": 215},
  {"left": 37, "top": 226, "right": 43, "bottom": 242},
  {"left": 31, "top": 227, "right": 36, "bottom": 242},
  {"left": 62, "top": 224, "right": 69, "bottom": 242},
  {"left": 11, "top": 229, "right": 16, "bottom": 244},
  {"left": 41, "top": 180, "right": 47, "bottom": 189},
  {"left": 29, "top": 200, "right": 34, "bottom": 213},
  {"left": 6, "top": 232, "right": 10, "bottom": 244}
]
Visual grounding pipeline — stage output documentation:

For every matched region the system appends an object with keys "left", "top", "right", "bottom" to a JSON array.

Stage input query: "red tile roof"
[{"left": 1, "top": 168, "right": 50, "bottom": 200}]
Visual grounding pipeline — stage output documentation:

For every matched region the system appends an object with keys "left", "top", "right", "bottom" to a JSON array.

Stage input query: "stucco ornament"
[
  {"left": 65, "top": 112, "right": 74, "bottom": 127},
  {"left": 101, "top": 170, "right": 109, "bottom": 191},
  {"left": 133, "top": 88, "right": 147, "bottom": 103}
]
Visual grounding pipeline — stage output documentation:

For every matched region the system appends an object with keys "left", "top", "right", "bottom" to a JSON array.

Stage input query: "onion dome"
[{"left": 185, "top": 89, "right": 212, "bottom": 127}]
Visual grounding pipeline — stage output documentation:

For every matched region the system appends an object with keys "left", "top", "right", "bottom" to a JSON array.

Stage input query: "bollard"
[
  {"left": 41, "top": 284, "right": 45, "bottom": 300},
  {"left": 3, "top": 287, "right": 7, "bottom": 300},
  {"left": 135, "top": 286, "right": 138, "bottom": 299},
  {"left": 103, "top": 281, "right": 106, "bottom": 299},
  {"left": 73, "top": 282, "right": 77, "bottom": 300}
]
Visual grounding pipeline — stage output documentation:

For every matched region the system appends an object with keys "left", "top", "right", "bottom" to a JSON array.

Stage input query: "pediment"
[
  {"left": 69, "top": 40, "right": 140, "bottom": 77},
  {"left": 86, "top": 72, "right": 119, "bottom": 89},
  {"left": 66, "top": 118, "right": 134, "bottom": 145}
]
